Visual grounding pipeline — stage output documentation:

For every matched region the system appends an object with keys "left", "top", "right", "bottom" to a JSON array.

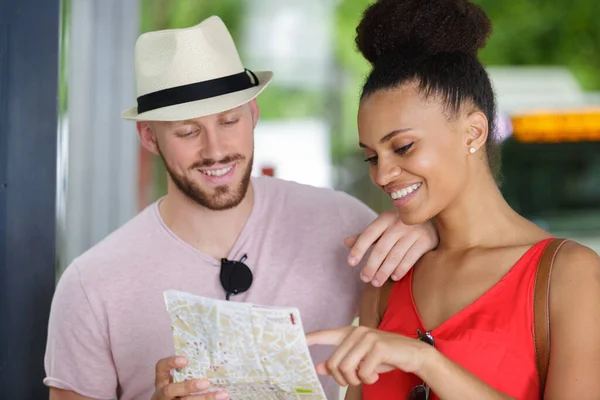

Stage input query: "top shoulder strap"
[{"left": 534, "top": 238, "right": 569, "bottom": 398}]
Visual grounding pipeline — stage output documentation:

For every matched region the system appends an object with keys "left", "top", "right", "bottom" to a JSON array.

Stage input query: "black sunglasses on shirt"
[
  {"left": 407, "top": 329, "right": 435, "bottom": 400},
  {"left": 219, "top": 254, "right": 253, "bottom": 300}
]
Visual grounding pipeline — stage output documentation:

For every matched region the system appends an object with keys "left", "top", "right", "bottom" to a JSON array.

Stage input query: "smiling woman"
[
  {"left": 357, "top": 79, "right": 493, "bottom": 226},
  {"left": 306, "top": 0, "right": 600, "bottom": 399},
  {"left": 354, "top": 0, "right": 501, "bottom": 226}
]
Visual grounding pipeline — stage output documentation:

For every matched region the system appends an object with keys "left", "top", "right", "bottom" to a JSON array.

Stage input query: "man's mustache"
[{"left": 190, "top": 154, "right": 245, "bottom": 170}]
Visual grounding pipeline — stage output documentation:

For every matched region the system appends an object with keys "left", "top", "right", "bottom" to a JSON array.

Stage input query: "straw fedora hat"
[{"left": 121, "top": 16, "right": 273, "bottom": 122}]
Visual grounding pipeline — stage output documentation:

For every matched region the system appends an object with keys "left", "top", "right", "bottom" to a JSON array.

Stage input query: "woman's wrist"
[{"left": 413, "top": 340, "right": 439, "bottom": 379}]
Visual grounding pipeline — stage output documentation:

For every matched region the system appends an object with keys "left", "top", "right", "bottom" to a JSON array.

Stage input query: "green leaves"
[{"left": 476, "top": 0, "right": 600, "bottom": 90}]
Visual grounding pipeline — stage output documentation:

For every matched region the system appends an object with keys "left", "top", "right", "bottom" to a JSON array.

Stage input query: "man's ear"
[
  {"left": 137, "top": 121, "right": 159, "bottom": 155},
  {"left": 464, "top": 110, "right": 488, "bottom": 153},
  {"left": 248, "top": 99, "right": 260, "bottom": 128}
]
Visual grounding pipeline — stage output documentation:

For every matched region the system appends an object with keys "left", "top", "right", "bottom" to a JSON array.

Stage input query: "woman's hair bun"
[{"left": 356, "top": 0, "right": 492, "bottom": 65}]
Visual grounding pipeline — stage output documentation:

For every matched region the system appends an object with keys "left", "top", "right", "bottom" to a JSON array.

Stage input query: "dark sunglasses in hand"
[
  {"left": 407, "top": 329, "right": 435, "bottom": 400},
  {"left": 220, "top": 254, "right": 253, "bottom": 300}
]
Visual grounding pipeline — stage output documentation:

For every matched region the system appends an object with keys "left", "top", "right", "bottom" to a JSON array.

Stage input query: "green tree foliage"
[
  {"left": 140, "top": 0, "right": 245, "bottom": 36},
  {"left": 476, "top": 0, "right": 600, "bottom": 90},
  {"left": 335, "top": 0, "right": 600, "bottom": 89}
]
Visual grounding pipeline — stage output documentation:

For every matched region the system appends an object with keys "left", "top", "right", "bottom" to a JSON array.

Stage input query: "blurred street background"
[{"left": 56, "top": 0, "right": 600, "bottom": 276}]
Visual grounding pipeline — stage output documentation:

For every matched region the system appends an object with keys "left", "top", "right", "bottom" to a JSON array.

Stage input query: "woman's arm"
[
  {"left": 309, "top": 323, "right": 514, "bottom": 400},
  {"left": 543, "top": 242, "right": 600, "bottom": 398},
  {"left": 311, "top": 324, "right": 515, "bottom": 400},
  {"left": 344, "top": 281, "right": 388, "bottom": 400},
  {"left": 416, "top": 346, "right": 514, "bottom": 400}
]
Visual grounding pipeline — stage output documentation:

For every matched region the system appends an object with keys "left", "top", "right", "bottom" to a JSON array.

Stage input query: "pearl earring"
[{"left": 469, "top": 147, "right": 476, "bottom": 154}]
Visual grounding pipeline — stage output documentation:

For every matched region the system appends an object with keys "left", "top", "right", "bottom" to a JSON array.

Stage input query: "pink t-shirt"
[{"left": 44, "top": 176, "right": 377, "bottom": 400}]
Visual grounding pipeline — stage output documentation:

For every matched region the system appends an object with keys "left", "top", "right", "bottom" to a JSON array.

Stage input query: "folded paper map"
[{"left": 163, "top": 290, "right": 327, "bottom": 399}]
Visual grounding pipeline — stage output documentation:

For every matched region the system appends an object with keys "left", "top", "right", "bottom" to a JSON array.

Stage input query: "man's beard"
[{"left": 157, "top": 148, "right": 253, "bottom": 211}]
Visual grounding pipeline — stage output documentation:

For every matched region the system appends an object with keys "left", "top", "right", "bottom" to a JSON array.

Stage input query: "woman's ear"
[{"left": 464, "top": 110, "right": 488, "bottom": 153}]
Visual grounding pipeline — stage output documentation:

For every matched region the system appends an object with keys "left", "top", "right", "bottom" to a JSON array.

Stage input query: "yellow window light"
[{"left": 511, "top": 108, "right": 600, "bottom": 143}]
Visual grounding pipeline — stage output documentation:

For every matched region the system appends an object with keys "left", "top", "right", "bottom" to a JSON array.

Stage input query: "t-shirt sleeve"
[
  {"left": 335, "top": 190, "right": 378, "bottom": 237},
  {"left": 333, "top": 191, "right": 379, "bottom": 276},
  {"left": 44, "top": 262, "right": 117, "bottom": 399},
  {"left": 332, "top": 191, "right": 379, "bottom": 317}
]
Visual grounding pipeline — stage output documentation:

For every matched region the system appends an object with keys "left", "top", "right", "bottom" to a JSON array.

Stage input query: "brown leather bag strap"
[{"left": 533, "top": 238, "right": 568, "bottom": 398}]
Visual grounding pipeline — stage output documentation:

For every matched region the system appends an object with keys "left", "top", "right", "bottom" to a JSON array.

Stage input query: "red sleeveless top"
[{"left": 362, "top": 238, "right": 553, "bottom": 400}]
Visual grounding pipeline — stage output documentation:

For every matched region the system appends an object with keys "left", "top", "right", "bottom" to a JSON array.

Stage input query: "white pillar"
[{"left": 58, "top": 0, "right": 140, "bottom": 274}]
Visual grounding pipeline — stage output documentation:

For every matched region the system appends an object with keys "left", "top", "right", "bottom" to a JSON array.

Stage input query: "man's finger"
[
  {"left": 306, "top": 327, "right": 353, "bottom": 347},
  {"left": 155, "top": 356, "right": 187, "bottom": 386},
  {"left": 159, "top": 378, "right": 211, "bottom": 399},
  {"left": 187, "top": 390, "right": 229, "bottom": 400},
  {"left": 315, "top": 362, "right": 331, "bottom": 376},
  {"left": 372, "top": 235, "right": 417, "bottom": 285}
]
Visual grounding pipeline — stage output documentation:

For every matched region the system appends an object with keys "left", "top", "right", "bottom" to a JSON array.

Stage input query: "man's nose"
[{"left": 199, "top": 128, "right": 226, "bottom": 161}]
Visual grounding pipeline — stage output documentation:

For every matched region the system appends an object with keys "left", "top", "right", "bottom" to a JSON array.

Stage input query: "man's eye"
[
  {"left": 176, "top": 129, "right": 198, "bottom": 138},
  {"left": 222, "top": 119, "right": 239, "bottom": 126}
]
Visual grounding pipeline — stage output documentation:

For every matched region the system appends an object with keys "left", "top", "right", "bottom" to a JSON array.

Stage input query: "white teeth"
[
  {"left": 390, "top": 183, "right": 422, "bottom": 200},
  {"left": 199, "top": 166, "right": 233, "bottom": 177}
]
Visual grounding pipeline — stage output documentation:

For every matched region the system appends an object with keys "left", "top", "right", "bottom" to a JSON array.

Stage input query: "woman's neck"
[{"left": 434, "top": 170, "right": 527, "bottom": 251}]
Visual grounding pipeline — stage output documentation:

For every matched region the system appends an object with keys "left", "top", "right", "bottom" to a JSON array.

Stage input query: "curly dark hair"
[{"left": 355, "top": 0, "right": 501, "bottom": 182}]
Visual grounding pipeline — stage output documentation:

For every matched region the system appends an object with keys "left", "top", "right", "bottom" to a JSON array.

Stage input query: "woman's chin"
[{"left": 394, "top": 207, "right": 431, "bottom": 226}]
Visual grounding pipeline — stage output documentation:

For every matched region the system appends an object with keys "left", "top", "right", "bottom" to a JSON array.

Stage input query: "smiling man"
[
  {"left": 44, "top": 16, "right": 438, "bottom": 400},
  {"left": 150, "top": 110, "right": 254, "bottom": 213}
]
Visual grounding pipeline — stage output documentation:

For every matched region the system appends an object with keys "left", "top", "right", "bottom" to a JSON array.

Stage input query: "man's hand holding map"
[{"left": 163, "top": 290, "right": 327, "bottom": 399}]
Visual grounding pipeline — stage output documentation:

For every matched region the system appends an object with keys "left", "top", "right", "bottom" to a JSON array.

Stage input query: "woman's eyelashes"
[
  {"left": 364, "top": 142, "right": 414, "bottom": 165},
  {"left": 395, "top": 142, "right": 414, "bottom": 155},
  {"left": 364, "top": 155, "right": 378, "bottom": 165}
]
